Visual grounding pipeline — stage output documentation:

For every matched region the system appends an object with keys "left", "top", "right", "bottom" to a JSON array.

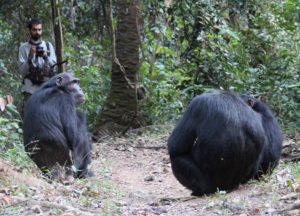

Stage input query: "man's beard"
[{"left": 31, "top": 35, "right": 41, "bottom": 41}]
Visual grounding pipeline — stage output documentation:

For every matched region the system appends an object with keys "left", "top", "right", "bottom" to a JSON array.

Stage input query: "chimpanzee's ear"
[
  {"left": 247, "top": 98, "right": 255, "bottom": 108},
  {"left": 56, "top": 76, "right": 63, "bottom": 86}
]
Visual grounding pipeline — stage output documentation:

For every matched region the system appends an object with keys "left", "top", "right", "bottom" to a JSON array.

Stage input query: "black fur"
[
  {"left": 23, "top": 72, "right": 93, "bottom": 179},
  {"left": 240, "top": 95, "right": 282, "bottom": 176},
  {"left": 168, "top": 90, "right": 281, "bottom": 196}
]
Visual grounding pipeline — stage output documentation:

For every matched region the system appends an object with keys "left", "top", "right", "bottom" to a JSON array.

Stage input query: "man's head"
[{"left": 27, "top": 19, "right": 43, "bottom": 41}]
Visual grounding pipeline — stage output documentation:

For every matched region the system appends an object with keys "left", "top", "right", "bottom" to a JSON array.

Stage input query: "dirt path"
[
  {"left": 99, "top": 141, "right": 190, "bottom": 215},
  {"left": 95, "top": 134, "right": 300, "bottom": 216},
  {"left": 1, "top": 132, "right": 299, "bottom": 215}
]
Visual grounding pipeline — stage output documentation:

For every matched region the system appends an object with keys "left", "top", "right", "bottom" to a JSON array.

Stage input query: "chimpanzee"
[
  {"left": 168, "top": 90, "right": 282, "bottom": 196},
  {"left": 23, "top": 72, "right": 93, "bottom": 179},
  {"left": 240, "top": 95, "right": 282, "bottom": 176}
]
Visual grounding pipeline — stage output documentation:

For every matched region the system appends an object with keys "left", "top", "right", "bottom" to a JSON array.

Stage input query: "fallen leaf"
[{"left": 0, "top": 195, "right": 12, "bottom": 205}]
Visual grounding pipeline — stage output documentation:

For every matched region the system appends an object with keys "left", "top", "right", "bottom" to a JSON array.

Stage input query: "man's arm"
[
  {"left": 18, "top": 44, "right": 31, "bottom": 78},
  {"left": 40, "top": 42, "right": 57, "bottom": 77},
  {"left": 47, "top": 42, "right": 57, "bottom": 66}
]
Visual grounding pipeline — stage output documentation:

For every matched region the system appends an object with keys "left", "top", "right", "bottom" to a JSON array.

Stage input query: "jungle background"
[{"left": 0, "top": 0, "right": 299, "bottom": 215}]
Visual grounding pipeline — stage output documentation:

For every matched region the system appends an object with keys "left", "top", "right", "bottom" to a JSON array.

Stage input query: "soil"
[{"left": 1, "top": 129, "right": 300, "bottom": 215}]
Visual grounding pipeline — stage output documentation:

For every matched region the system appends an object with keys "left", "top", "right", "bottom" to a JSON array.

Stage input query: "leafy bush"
[
  {"left": 64, "top": 34, "right": 112, "bottom": 128},
  {"left": 0, "top": 100, "right": 33, "bottom": 170},
  {"left": 141, "top": 0, "right": 299, "bottom": 132}
]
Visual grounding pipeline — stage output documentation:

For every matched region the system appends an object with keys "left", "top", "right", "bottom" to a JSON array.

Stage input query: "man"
[{"left": 18, "top": 19, "right": 57, "bottom": 110}]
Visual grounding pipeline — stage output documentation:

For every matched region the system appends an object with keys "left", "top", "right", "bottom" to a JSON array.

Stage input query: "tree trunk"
[
  {"left": 94, "top": 0, "right": 141, "bottom": 136},
  {"left": 51, "top": 0, "right": 65, "bottom": 73}
]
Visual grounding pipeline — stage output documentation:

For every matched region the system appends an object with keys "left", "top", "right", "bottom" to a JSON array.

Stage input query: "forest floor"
[{"left": 0, "top": 126, "right": 300, "bottom": 216}]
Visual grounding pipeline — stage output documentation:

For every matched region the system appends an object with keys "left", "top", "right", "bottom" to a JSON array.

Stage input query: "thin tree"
[
  {"left": 94, "top": 0, "right": 142, "bottom": 136},
  {"left": 51, "top": 0, "right": 65, "bottom": 72}
]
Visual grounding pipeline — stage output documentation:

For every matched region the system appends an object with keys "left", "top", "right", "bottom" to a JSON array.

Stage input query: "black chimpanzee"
[
  {"left": 23, "top": 72, "right": 93, "bottom": 179},
  {"left": 240, "top": 95, "right": 282, "bottom": 176},
  {"left": 168, "top": 90, "right": 282, "bottom": 196}
]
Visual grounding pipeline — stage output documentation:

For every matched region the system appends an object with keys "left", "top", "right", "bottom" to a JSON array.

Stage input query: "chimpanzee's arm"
[{"left": 168, "top": 96, "right": 203, "bottom": 157}]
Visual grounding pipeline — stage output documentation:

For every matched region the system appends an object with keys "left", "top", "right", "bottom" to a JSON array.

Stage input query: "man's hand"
[
  {"left": 42, "top": 51, "right": 48, "bottom": 60},
  {"left": 28, "top": 46, "right": 36, "bottom": 59}
]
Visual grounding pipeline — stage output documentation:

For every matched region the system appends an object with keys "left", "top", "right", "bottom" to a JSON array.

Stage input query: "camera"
[{"left": 36, "top": 45, "right": 44, "bottom": 57}]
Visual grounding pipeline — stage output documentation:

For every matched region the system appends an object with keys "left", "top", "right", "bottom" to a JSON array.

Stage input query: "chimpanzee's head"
[
  {"left": 44, "top": 72, "right": 85, "bottom": 105},
  {"left": 240, "top": 94, "right": 265, "bottom": 114}
]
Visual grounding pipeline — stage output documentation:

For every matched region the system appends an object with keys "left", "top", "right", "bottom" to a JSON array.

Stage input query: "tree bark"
[
  {"left": 51, "top": 0, "right": 65, "bottom": 73},
  {"left": 94, "top": 0, "right": 142, "bottom": 136}
]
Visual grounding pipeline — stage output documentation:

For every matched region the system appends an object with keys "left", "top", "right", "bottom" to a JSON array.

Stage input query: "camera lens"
[{"left": 36, "top": 46, "right": 44, "bottom": 56}]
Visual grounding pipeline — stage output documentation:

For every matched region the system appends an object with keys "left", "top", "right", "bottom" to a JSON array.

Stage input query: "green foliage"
[
  {"left": 0, "top": 60, "right": 22, "bottom": 109},
  {"left": 0, "top": 51, "right": 32, "bottom": 170},
  {"left": 240, "top": 1, "right": 299, "bottom": 133},
  {"left": 0, "top": 0, "right": 298, "bottom": 134},
  {"left": 292, "top": 163, "right": 300, "bottom": 180},
  {"left": 63, "top": 34, "right": 111, "bottom": 128},
  {"left": 140, "top": 1, "right": 202, "bottom": 123},
  {"left": 0, "top": 102, "right": 33, "bottom": 170},
  {"left": 140, "top": 0, "right": 299, "bottom": 132},
  {"left": 0, "top": 1, "right": 112, "bottom": 129}
]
